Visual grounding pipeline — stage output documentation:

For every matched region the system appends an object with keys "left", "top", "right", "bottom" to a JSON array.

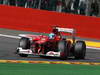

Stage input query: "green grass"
[{"left": 0, "top": 63, "right": 100, "bottom": 75}]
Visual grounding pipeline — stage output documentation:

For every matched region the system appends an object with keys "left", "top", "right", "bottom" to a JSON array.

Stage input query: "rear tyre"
[
  {"left": 58, "top": 40, "right": 69, "bottom": 60},
  {"left": 74, "top": 41, "right": 86, "bottom": 59},
  {"left": 18, "top": 37, "right": 30, "bottom": 57}
]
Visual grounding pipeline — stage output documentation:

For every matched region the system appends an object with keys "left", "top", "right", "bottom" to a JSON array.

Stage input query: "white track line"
[
  {"left": 0, "top": 34, "right": 99, "bottom": 50},
  {"left": 86, "top": 46, "right": 100, "bottom": 50},
  {"left": 0, "top": 34, "right": 20, "bottom": 39}
]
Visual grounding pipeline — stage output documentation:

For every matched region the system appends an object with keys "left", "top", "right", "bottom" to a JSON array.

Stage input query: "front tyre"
[
  {"left": 19, "top": 54, "right": 28, "bottom": 57},
  {"left": 16, "top": 48, "right": 28, "bottom": 57},
  {"left": 19, "top": 37, "right": 30, "bottom": 49},
  {"left": 74, "top": 41, "right": 86, "bottom": 59},
  {"left": 18, "top": 37, "right": 30, "bottom": 57}
]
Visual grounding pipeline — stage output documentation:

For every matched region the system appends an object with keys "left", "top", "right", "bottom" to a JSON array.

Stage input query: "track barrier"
[{"left": 0, "top": 5, "right": 100, "bottom": 40}]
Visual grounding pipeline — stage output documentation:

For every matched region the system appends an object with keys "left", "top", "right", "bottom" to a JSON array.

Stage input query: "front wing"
[{"left": 17, "top": 47, "right": 60, "bottom": 57}]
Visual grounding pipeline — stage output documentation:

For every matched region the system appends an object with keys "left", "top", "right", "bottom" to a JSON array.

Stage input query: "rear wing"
[
  {"left": 56, "top": 27, "right": 76, "bottom": 43},
  {"left": 56, "top": 27, "right": 75, "bottom": 34}
]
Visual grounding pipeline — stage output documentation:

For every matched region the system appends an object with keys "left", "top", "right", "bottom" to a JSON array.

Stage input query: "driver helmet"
[{"left": 49, "top": 33, "right": 55, "bottom": 39}]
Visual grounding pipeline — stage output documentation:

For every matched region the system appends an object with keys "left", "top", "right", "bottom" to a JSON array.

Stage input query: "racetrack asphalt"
[{"left": 0, "top": 28, "right": 100, "bottom": 63}]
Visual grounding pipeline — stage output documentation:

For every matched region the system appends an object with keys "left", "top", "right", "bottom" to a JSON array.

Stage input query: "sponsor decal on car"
[{"left": 46, "top": 51, "right": 60, "bottom": 57}]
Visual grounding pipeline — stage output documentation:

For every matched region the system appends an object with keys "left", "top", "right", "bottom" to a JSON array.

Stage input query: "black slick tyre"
[
  {"left": 19, "top": 37, "right": 30, "bottom": 49},
  {"left": 74, "top": 41, "right": 86, "bottom": 59},
  {"left": 18, "top": 37, "right": 30, "bottom": 57},
  {"left": 58, "top": 40, "right": 69, "bottom": 60}
]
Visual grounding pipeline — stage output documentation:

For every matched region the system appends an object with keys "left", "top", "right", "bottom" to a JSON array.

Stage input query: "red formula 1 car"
[{"left": 16, "top": 26, "right": 86, "bottom": 59}]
